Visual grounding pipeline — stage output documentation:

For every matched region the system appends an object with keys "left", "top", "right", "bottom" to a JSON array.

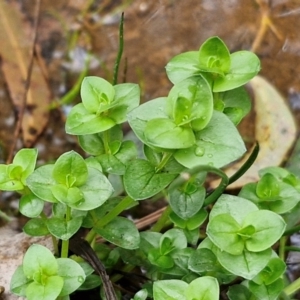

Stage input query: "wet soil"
[{"left": 2, "top": 0, "right": 300, "bottom": 159}]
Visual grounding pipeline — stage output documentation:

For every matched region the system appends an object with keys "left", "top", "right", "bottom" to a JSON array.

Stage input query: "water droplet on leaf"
[
  {"left": 78, "top": 276, "right": 84, "bottom": 283},
  {"left": 207, "top": 154, "right": 213, "bottom": 158},
  {"left": 194, "top": 147, "right": 205, "bottom": 157}
]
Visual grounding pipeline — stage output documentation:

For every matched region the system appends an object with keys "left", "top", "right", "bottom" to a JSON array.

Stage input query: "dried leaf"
[
  {"left": 0, "top": 0, "right": 50, "bottom": 146},
  {"left": 213, "top": 76, "right": 297, "bottom": 189}
]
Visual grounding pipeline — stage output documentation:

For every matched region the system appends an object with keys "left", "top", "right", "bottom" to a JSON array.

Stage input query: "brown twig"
[
  {"left": 135, "top": 206, "right": 167, "bottom": 230},
  {"left": 6, "top": 0, "right": 41, "bottom": 164}
]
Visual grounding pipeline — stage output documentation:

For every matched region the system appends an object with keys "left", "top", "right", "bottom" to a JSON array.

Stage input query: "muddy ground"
[{"left": 1, "top": 0, "right": 300, "bottom": 297}]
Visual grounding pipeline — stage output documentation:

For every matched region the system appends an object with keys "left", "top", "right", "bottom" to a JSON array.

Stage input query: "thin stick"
[{"left": 6, "top": 0, "right": 41, "bottom": 164}]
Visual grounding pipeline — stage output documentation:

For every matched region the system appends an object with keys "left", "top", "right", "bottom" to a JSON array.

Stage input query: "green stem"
[
  {"left": 279, "top": 236, "right": 287, "bottom": 261},
  {"left": 284, "top": 276, "right": 300, "bottom": 296},
  {"left": 151, "top": 206, "right": 172, "bottom": 232},
  {"left": 112, "top": 12, "right": 124, "bottom": 85},
  {"left": 155, "top": 152, "right": 173, "bottom": 172},
  {"left": 97, "top": 196, "right": 135, "bottom": 227},
  {"left": 85, "top": 196, "right": 135, "bottom": 243},
  {"left": 85, "top": 228, "right": 97, "bottom": 245},
  {"left": 61, "top": 239, "right": 69, "bottom": 258},
  {"left": 61, "top": 206, "right": 71, "bottom": 258},
  {"left": 50, "top": 54, "right": 90, "bottom": 109},
  {"left": 203, "top": 167, "right": 228, "bottom": 205},
  {"left": 0, "top": 209, "right": 12, "bottom": 221},
  {"left": 285, "top": 246, "right": 300, "bottom": 252},
  {"left": 228, "top": 142, "right": 260, "bottom": 185}
]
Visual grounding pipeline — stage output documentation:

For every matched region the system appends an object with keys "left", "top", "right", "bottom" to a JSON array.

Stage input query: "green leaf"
[
  {"left": 77, "top": 274, "right": 101, "bottom": 291},
  {"left": 144, "top": 145, "right": 163, "bottom": 166},
  {"left": 13, "top": 148, "right": 38, "bottom": 183},
  {"left": 207, "top": 213, "right": 244, "bottom": 255},
  {"left": 78, "top": 133, "right": 105, "bottom": 156},
  {"left": 213, "top": 51, "right": 260, "bottom": 92},
  {"left": 183, "top": 228, "right": 200, "bottom": 246},
  {"left": 127, "top": 97, "right": 169, "bottom": 146},
  {"left": 243, "top": 210, "right": 286, "bottom": 252},
  {"left": 46, "top": 217, "right": 83, "bottom": 240},
  {"left": 0, "top": 164, "right": 24, "bottom": 191},
  {"left": 227, "top": 285, "right": 254, "bottom": 300},
  {"left": 23, "top": 244, "right": 58, "bottom": 278},
  {"left": 221, "top": 87, "right": 251, "bottom": 125},
  {"left": 81, "top": 76, "right": 115, "bottom": 113},
  {"left": 66, "top": 78, "right": 139, "bottom": 135},
  {"left": 186, "top": 276, "right": 219, "bottom": 300},
  {"left": 160, "top": 228, "right": 187, "bottom": 255},
  {"left": 248, "top": 278, "right": 284, "bottom": 300},
  {"left": 198, "top": 237, "right": 237, "bottom": 284},
  {"left": 166, "top": 51, "right": 200, "bottom": 84},
  {"left": 133, "top": 289, "right": 148, "bottom": 300},
  {"left": 188, "top": 248, "right": 217, "bottom": 273},
  {"left": 217, "top": 248, "right": 272, "bottom": 280},
  {"left": 169, "top": 186, "right": 205, "bottom": 220},
  {"left": 209, "top": 194, "right": 259, "bottom": 224},
  {"left": 186, "top": 209, "right": 208, "bottom": 230},
  {"left": 239, "top": 182, "right": 300, "bottom": 214},
  {"left": 251, "top": 257, "right": 286, "bottom": 285},
  {"left": 148, "top": 249, "right": 174, "bottom": 269},
  {"left": 256, "top": 173, "right": 280, "bottom": 199},
  {"left": 10, "top": 266, "right": 31, "bottom": 296},
  {"left": 56, "top": 258, "right": 86, "bottom": 296},
  {"left": 23, "top": 218, "right": 49, "bottom": 236},
  {"left": 69, "top": 167, "right": 114, "bottom": 211},
  {"left": 199, "top": 36, "right": 230, "bottom": 74},
  {"left": 166, "top": 76, "right": 213, "bottom": 130},
  {"left": 65, "top": 103, "right": 115, "bottom": 135},
  {"left": 153, "top": 280, "right": 188, "bottom": 300},
  {"left": 26, "top": 276, "right": 64, "bottom": 300},
  {"left": 19, "top": 193, "right": 44, "bottom": 218},
  {"left": 109, "top": 83, "right": 140, "bottom": 123},
  {"left": 123, "top": 159, "right": 176, "bottom": 200},
  {"left": 26, "top": 164, "right": 57, "bottom": 203},
  {"left": 97, "top": 153, "right": 125, "bottom": 175},
  {"left": 144, "top": 118, "right": 195, "bottom": 149},
  {"left": 51, "top": 184, "right": 84, "bottom": 205},
  {"left": 171, "top": 248, "right": 194, "bottom": 275},
  {"left": 85, "top": 156, "right": 103, "bottom": 173},
  {"left": 166, "top": 38, "right": 260, "bottom": 92},
  {"left": 174, "top": 111, "right": 246, "bottom": 168},
  {"left": 169, "top": 208, "right": 207, "bottom": 230},
  {"left": 52, "top": 151, "right": 88, "bottom": 187},
  {"left": 115, "top": 140, "right": 137, "bottom": 164},
  {"left": 94, "top": 216, "right": 140, "bottom": 249},
  {"left": 140, "top": 231, "right": 162, "bottom": 253},
  {"left": 96, "top": 140, "right": 136, "bottom": 175}
]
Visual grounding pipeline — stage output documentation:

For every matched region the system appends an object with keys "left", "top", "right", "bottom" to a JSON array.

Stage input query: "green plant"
[{"left": 1, "top": 36, "right": 299, "bottom": 299}]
